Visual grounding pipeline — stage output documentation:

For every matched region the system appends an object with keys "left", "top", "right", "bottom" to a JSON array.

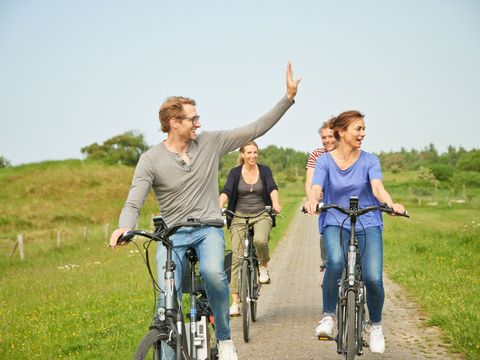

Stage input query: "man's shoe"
[
  {"left": 315, "top": 316, "right": 334, "bottom": 338},
  {"left": 369, "top": 325, "right": 385, "bottom": 354},
  {"left": 229, "top": 302, "right": 241, "bottom": 317},
  {"left": 259, "top": 266, "right": 271, "bottom": 284},
  {"left": 218, "top": 339, "right": 238, "bottom": 360}
]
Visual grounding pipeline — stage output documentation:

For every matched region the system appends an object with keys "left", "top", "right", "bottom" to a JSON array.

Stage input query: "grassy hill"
[{"left": 0, "top": 160, "right": 159, "bottom": 255}]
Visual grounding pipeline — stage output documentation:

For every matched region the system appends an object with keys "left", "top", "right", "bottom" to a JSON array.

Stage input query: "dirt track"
[{"left": 230, "top": 212, "right": 455, "bottom": 359}]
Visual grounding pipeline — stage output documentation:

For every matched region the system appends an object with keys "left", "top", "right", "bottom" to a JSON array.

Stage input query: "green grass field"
[
  {"left": 0, "top": 161, "right": 479, "bottom": 359},
  {"left": 0, "top": 161, "right": 305, "bottom": 359},
  {"left": 383, "top": 208, "right": 480, "bottom": 359}
]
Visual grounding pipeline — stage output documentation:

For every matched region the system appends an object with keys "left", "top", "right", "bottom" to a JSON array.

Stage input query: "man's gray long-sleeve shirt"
[{"left": 119, "top": 95, "right": 294, "bottom": 228}]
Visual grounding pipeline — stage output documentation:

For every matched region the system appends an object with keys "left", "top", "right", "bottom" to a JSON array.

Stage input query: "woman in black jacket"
[{"left": 219, "top": 140, "right": 281, "bottom": 316}]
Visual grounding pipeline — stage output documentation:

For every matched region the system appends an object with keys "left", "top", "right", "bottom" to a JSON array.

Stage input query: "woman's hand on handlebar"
[
  {"left": 109, "top": 227, "right": 132, "bottom": 248},
  {"left": 272, "top": 203, "right": 282, "bottom": 214},
  {"left": 303, "top": 200, "right": 319, "bottom": 215},
  {"left": 387, "top": 203, "right": 406, "bottom": 216}
]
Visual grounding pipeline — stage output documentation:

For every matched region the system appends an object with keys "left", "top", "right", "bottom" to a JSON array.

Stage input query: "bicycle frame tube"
[
  {"left": 165, "top": 243, "right": 176, "bottom": 312},
  {"left": 347, "top": 215, "right": 357, "bottom": 286},
  {"left": 244, "top": 218, "right": 251, "bottom": 258},
  {"left": 189, "top": 257, "right": 197, "bottom": 359}
]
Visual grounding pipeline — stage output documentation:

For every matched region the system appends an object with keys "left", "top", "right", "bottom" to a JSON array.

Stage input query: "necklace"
[{"left": 242, "top": 166, "right": 258, "bottom": 193}]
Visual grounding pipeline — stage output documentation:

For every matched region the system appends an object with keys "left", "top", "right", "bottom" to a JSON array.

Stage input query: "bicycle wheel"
[
  {"left": 345, "top": 290, "right": 356, "bottom": 360},
  {"left": 250, "top": 262, "right": 258, "bottom": 322},
  {"left": 356, "top": 290, "right": 365, "bottom": 354},
  {"left": 134, "top": 328, "right": 163, "bottom": 360},
  {"left": 241, "top": 260, "right": 250, "bottom": 342},
  {"left": 209, "top": 322, "right": 218, "bottom": 360}
]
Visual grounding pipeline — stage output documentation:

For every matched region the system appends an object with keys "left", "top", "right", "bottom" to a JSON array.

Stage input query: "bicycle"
[
  {"left": 222, "top": 207, "right": 276, "bottom": 343},
  {"left": 304, "top": 196, "right": 408, "bottom": 360},
  {"left": 119, "top": 216, "right": 225, "bottom": 360}
]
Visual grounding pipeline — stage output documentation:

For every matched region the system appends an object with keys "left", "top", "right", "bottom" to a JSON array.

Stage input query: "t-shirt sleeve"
[
  {"left": 312, "top": 155, "right": 327, "bottom": 187},
  {"left": 119, "top": 155, "right": 154, "bottom": 229},
  {"left": 208, "top": 96, "right": 294, "bottom": 156},
  {"left": 368, "top": 154, "right": 383, "bottom": 181},
  {"left": 306, "top": 151, "right": 317, "bottom": 169}
]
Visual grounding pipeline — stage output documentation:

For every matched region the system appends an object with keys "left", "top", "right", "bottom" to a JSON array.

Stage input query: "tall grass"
[{"left": 383, "top": 207, "right": 480, "bottom": 359}]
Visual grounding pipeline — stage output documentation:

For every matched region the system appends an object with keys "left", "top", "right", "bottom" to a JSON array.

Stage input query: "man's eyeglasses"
[{"left": 176, "top": 115, "right": 200, "bottom": 125}]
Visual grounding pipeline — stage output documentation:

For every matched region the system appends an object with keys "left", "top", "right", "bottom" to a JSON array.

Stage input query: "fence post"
[
  {"left": 56, "top": 230, "right": 62, "bottom": 248},
  {"left": 82, "top": 226, "right": 88, "bottom": 239},
  {"left": 18, "top": 234, "right": 25, "bottom": 260},
  {"left": 104, "top": 223, "right": 110, "bottom": 240}
]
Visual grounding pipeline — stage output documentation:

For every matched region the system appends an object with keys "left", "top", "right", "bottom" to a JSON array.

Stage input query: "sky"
[{"left": 1, "top": 0, "right": 479, "bottom": 165}]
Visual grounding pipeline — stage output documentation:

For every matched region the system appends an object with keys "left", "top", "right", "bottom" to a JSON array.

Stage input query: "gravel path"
[{"left": 230, "top": 211, "right": 455, "bottom": 359}]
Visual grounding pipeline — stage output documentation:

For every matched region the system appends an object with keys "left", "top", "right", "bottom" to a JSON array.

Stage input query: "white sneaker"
[
  {"left": 315, "top": 316, "right": 334, "bottom": 338},
  {"left": 218, "top": 339, "right": 238, "bottom": 360},
  {"left": 259, "top": 266, "right": 270, "bottom": 284},
  {"left": 369, "top": 325, "right": 385, "bottom": 354},
  {"left": 229, "top": 302, "right": 241, "bottom": 317}
]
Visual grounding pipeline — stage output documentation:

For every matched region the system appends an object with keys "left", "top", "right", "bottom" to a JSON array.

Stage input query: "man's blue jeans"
[
  {"left": 322, "top": 225, "right": 384, "bottom": 324},
  {"left": 155, "top": 226, "right": 230, "bottom": 359}
]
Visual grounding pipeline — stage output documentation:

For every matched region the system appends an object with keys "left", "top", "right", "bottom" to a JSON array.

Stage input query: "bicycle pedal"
[{"left": 317, "top": 335, "right": 334, "bottom": 341}]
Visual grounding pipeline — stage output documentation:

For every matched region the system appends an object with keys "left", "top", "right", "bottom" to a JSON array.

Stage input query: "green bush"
[
  {"left": 0, "top": 155, "right": 11, "bottom": 168},
  {"left": 430, "top": 164, "right": 454, "bottom": 181},
  {"left": 451, "top": 171, "right": 480, "bottom": 188}
]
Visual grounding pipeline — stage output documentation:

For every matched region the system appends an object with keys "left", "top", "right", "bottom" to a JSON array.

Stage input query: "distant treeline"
[
  {"left": 10, "top": 131, "right": 474, "bottom": 191},
  {"left": 220, "top": 143, "right": 480, "bottom": 189},
  {"left": 376, "top": 144, "right": 480, "bottom": 190}
]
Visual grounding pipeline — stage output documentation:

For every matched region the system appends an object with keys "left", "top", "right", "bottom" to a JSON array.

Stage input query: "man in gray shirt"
[{"left": 110, "top": 63, "right": 301, "bottom": 360}]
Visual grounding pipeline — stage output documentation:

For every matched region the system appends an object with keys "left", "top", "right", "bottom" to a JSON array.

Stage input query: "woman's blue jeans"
[
  {"left": 155, "top": 226, "right": 230, "bottom": 359},
  {"left": 322, "top": 225, "right": 384, "bottom": 324}
]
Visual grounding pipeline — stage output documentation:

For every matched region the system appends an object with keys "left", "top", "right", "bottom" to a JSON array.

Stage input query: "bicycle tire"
[
  {"left": 346, "top": 290, "right": 356, "bottom": 360},
  {"left": 134, "top": 328, "right": 163, "bottom": 360},
  {"left": 241, "top": 260, "right": 250, "bottom": 342},
  {"left": 250, "top": 262, "right": 258, "bottom": 322},
  {"left": 356, "top": 289, "right": 365, "bottom": 354}
]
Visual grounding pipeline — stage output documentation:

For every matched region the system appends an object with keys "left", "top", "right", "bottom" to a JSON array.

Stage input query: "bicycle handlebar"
[
  {"left": 222, "top": 206, "right": 278, "bottom": 220},
  {"left": 119, "top": 218, "right": 224, "bottom": 244},
  {"left": 301, "top": 202, "right": 409, "bottom": 218}
]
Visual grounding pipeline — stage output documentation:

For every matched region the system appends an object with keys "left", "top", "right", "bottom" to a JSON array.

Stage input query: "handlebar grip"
[
  {"left": 119, "top": 230, "right": 135, "bottom": 243},
  {"left": 301, "top": 203, "right": 323, "bottom": 213}
]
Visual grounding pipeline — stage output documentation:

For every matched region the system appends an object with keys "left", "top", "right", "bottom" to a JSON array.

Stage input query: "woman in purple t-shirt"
[{"left": 304, "top": 110, "right": 405, "bottom": 354}]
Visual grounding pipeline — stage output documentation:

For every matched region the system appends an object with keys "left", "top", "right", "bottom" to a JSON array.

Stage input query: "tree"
[
  {"left": 81, "top": 130, "right": 150, "bottom": 166},
  {"left": 0, "top": 155, "right": 11, "bottom": 168},
  {"left": 429, "top": 163, "right": 454, "bottom": 181},
  {"left": 456, "top": 150, "right": 480, "bottom": 172}
]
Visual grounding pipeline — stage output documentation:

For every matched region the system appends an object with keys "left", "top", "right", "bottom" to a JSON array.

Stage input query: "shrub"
[{"left": 430, "top": 164, "right": 454, "bottom": 181}]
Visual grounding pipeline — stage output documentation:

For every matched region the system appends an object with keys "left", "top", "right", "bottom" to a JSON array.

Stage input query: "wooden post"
[
  {"left": 104, "top": 223, "right": 110, "bottom": 240},
  {"left": 18, "top": 234, "right": 25, "bottom": 260},
  {"left": 56, "top": 230, "right": 62, "bottom": 248},
  {"left": 82, "top": 226, "right": 87, "bottom": 239}
]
